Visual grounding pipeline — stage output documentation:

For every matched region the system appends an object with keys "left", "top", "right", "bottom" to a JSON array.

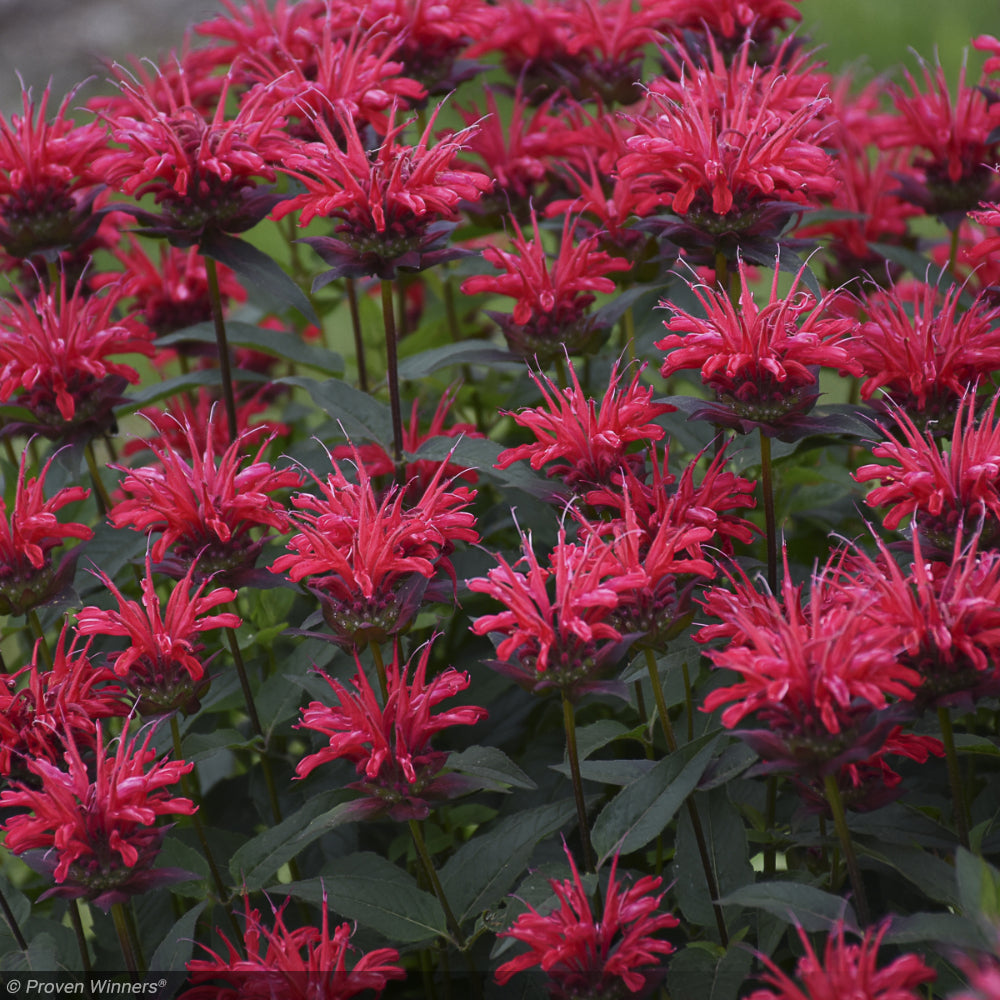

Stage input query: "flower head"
[
  {"left": 0, "top": 626, "right": 126, "bottom": 781},
  {"left": 496, "top": 843, "right": 678, "bottom": 997},
  {"left": 0, "top": 719, "right": 196, "bottom": 910},
  {"left": 747, "top": 920, "right": 935, "bottom": 1000},
  {"left": 0, "top": 83, "right": 109, "bottom": 263},
  {"left": 0, "top": 452, "right": 92, "bottom": 616},
  {"left": 0, "top": 278, "right": 155, "bottom": 440},
  {"left": 461, "top": 209, "right": 630, "bottom": 362},
  {"left": 76, "top": 557, "right": 241, "bottom": 716},
  {"left": 295, "top": 639, "right": 486, "bottom": 821},
  {"left": 272, "top": 449, "right": 477, "bottom": 648},
  {"left": 468, "top": 526, "right": 642, "bottom": 699},
  {"left": 657, "top": 258, "right": 859, "bottom": 437},
  {"left": 853, "top": 282, "right": 1000, "bottom": 431},
  {"left": 94, "top": 72, "right": 287, "bottom": 245},
  {"left": 184, "top": 889, "right": 405, "bottom": 1000},
  {"left": 110, "top": 421, "right": 302, "bottom": 586},
  {"left": 618, "top": 42, "right": 836, "bottom": 262},
  {"left": 854, "top": 390, "right": 1000, "bottom": 552},
  {"left": 275, "top": 103, "right": 490, "bottom": 281},
  {"left": 495, "top": 357, "right": 673, "bottom": 492},
  {"left": 697, "top": 556, "right": 922, "bottom": 776}
]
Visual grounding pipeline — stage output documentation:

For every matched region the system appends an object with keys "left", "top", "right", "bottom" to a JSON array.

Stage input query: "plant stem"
[
  {"left": 947, "top": 223, "right": 962, "bottom": 278},
  {"left": 823, "top": 773, "right": 871, "bottom": 925},
  {"left": 763, "top": 775, "right": 778, "bottom": 877},
  {"left": 759, "top": 429, "right": 778, "bottom": 594},
  {"left": 68, "top": 899, "right": 91, "bottom": 974},
  {"left": 84, "top": 440, "right": 113, "bottom": 518},
  {"left": 681, "top": 660, "right": 695, "bottom": 743},
  {"left": 224, "top": 622, "right": 283, "bottom": 825},
  {"left": 643, "top": 648, "right": 728, "bottom": 945},
  {"left": 621, "top": 305, "right": 636, "bottom": 364},
  {"left": 380, "top": 278, "right": 405, "bottom": 473},
  {"left": 111, "top": 901, "right": 140, "bottom": 975},
  {"left": 27, "top": 609, "right": 51, "bottom": 669},
  {"left": 408, "top": 819, "right": 466, "bottom": 948},
  {"left": 345, "top": 278, "right": 369, "bottom": 393},
  {"left": 204, "top": 255, "right": 239, "bottom": 442},
  {"left": 0, "top": 884, "right": 26, "bottom": 952},
  {"left": 938, "top": 706, "right": 971, "bottom": 850},
  {"left": 170, "top": 715, "right": 234, "bottom": 910},
  {"left": 561, "top": 691, "right": 596, "bottom": 873}
]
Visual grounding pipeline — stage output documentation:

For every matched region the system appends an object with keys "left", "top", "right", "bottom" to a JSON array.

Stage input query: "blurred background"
[{"left": 0, "top": 0, "right": 994, "bottom": 113}]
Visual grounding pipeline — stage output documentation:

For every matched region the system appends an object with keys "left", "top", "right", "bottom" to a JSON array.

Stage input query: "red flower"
[
  {"left": 697, "top": 556, "right": 922, "bottom": 776},
  {"left": 495, "top": 358, "right": 672, "bottom": 490},
  {"left": 652, "top": 0, "right": 802, "bottom": 53},
  {"left": 184, "top": 890, "right": 405, "bottom": 1000},
  {"left": 0, "top": 278, "right": 155, "bottom": 440},
  {"left": 76, "top": 557, "right": 241, "bottom": 716},
  {"left": 468, "top": 526, "right": 642, "bottom": 699},
  {"left": 461, "top": 208, "right": 630, "bottom": 361},
  {"left": 618, "top": 41, "right": 836, "bottom": 261},
  {"left": 877, "top": 55, "right": 1000, "bottom": 223},
  {"left": 657, "top": 257, "right": 859, "bottom": 437},
  {"left": 110, "top": 421, "right": 302, "bottom": 586},
  {"left": 95, "top": 236, "right": 246, "bottom": 338},
  {"left": 0, "top": 83, "right": 109, "bottom": 262},
  {"left": 93, "top": 71, "right": 287, "bottom": 245},
  {"left": 271, "top": 450, "right": 478, "bottom": 648},
  {"left": 295, "top": 639, "right": 486, "bottom": 821},
  {"left": 746, "top": 920, "right": 935, "bottom": 1000},
  {"left": 854, "top": 390, "right": 1000, "bottom": 551},
  {"left": 0, "top": 452, "right": 92, "bottom": 616},
  {"left": 852, "top": 281, "right": 1000, "bottom": 429},
  {"left": 274, "top": 103, "right": 491, "bottom": 281},
  {"left": 0, "top": 625, "right": 126, "bottom": 780},
  {"left": 0, "top": 719, "right": 196, "bottom": 910},
  {"left": 495, "top": 843, "right": 678, "bottom": 997}
]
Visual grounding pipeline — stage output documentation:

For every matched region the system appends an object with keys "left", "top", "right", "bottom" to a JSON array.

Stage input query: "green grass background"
[{"left": 799, "top": 0, "right": 998, "bottom": 79}]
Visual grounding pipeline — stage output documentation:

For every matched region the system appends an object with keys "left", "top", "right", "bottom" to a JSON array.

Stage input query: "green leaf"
[
  {"left": 120, "top": 369, "right": 263, "bottom": 413},
  {"left": 591, "top": 735, "right": 719, "bottom": 864},
  {"left": 673, "top": 787, "right": 754, "bottom": 929},
  {"left": 667, "top": 945, "right": 754, "bottom": 1000},
  {"left": 397, "top": 339, "right": 522, "bottom": 379},
  {"left": 158, "top": 321, "right": 343, "bottom": 375},
  {"left": 149, "top": 901, "right": 207, "bottom": 971},
  {"left": 280, "top": 375, "right": 392, "bottom": 446},
  {"left": 413, "top": 435, "right": 554, "bottom": 499},
  {"left": 229, "top": 791, "right": 351, "bottom": 889},
  {"left": 256, "top": 670, "right": 306, "bottom": 736},
  {"left": 860, "top": 844, "right": 960, "bottom": 907},
  {"left": 886, "top": 911, "right": 992, "bottom": 949},
  {"left": 441, "top": 798, "right": 579, "bottom": 923},
  {"left": 575, "top": 719, "right": 631, "bottom": 760},
  {"left": 201, "top": 231, "right": 319, "bottom": 324},
  {"left": 446, "top": 745, "right": 537, "bottom": 791},
  {"left": 181, "top": 728, "right": 254, "bottom": 763},
  {"left": 956, "top": 847, "right": 1000, "bottom": 926},
  {"left": 720, "top": 881, "right": 857, "bottom": 932},
  {"left": 278, "top": 853, "right": 448, "bottom": 943}
]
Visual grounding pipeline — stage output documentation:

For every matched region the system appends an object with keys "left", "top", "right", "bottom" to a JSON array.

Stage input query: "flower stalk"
[
  {"left": 824, "top": 772, "right": 871, "bottom": 926},
  {"left": 562, "top": 691, "right": 596, "bottom": 873},
  {"left": 204, "top": 255, "right": 239, "bottom": 442},
  {"left": 380, "top": 278, "right": 405, "bottom": 474},
  {"left": 938, "top": 706, "right": 971, "bottom": 850}
]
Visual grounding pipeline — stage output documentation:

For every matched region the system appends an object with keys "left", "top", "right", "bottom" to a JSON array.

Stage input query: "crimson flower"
[
  {"left": 0, "top": 278, "right": 155, "bottom": 441},
  {"left": 271, "top": 450, "right": 478, "bottom": 648},
  {"left": 274, "top": 103, "right": 491, "bottom": 282},
  {"left": 618, "top": 41, "right": 836, "bottom": 263},
  {"left": 468, "top": 526, "right": 642, "bottom": 700},
  {"left": 0, "top": 625, "right": 126, "bottom": 780},
  {"left": 495, "top": 843, "right": 678, "bottom": 997},
  {"left": 461, "top": 208, "right": 630, "bottom": 362},
  {"left": 0, "top": 719, "right": 196, "bottom": 910},
  {"left": 184, "top": 890, "right": 405, "bottom": 1000},
  {"left": 854, "top": 390, "right": 1000, "bottom": 552},
  {"left": 652, "top": 0, "right": 803, "bottom": 61},
  {"left": 697, "top": 557, "right": 922, "bottom": 776},
  {"left": 877, "top": 56, "right": 1000, "bottom": 224},
  {"left": 852, "top": 281, "right": 1000, "bottom": 430},
  {"left": 657, "top": 258, "right": 860, "bottom": 438},
  {"left": 96, "top": 236, "right": 246, "bottom": 338},
  {"left": 93, "top": 71, "right": 287, "bottom": 246},
  {"left": 295, "top": 639, "right": 486, "bottom": 821},
  {"left": 746, "top": 920, "right": 935, "bottom": 1000},
  {"left": 952, "top": 950, "right": 1000, "bottom": 1000},
  {"left": 76, "top": 557, "right": 241, "bottom": 716},
  {"left": 495, "top": 357, "right": 673, "bottom": 492},
  {"left": 0, "top": 452, "right": 92, "bottom": 616},
  {"left": 330, "top": 386, "right": 484, "bottom": 496},
  {"left": 110, "top": 421, "right": 303, "bottom": 586},
  {"left": 0, "top": 83, "right": 109, "bottom": 264}
]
